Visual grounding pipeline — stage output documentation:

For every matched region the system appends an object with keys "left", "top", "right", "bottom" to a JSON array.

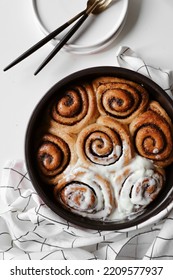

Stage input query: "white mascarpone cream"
[{"left": 61, "top": 153, "right": 165, "bottom": 221}]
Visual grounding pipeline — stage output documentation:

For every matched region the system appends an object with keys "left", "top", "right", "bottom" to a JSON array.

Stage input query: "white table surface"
[{"left": 0, "top": 0, "right": 173, "bottom": 178}]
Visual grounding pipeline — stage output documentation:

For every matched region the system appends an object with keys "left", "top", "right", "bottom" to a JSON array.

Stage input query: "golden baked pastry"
[
  {"left": 130, "top": 101, "right": 173, "bottom": 167},
  {"left": 114, "top": 162, "right": 165, "bottom": 214},
  {"left": 92, "top": 76, "right": 149, "bottom": 123},
  {"left": 54, "top": 170, "right": 115, "bottom": 219},
  {"left": 35, "top": 76, "right": 173, "bottom": 221},
  {"left": 37, "top": 133, "right": 77, "bottom": 184},
  {"left": 76, "top": 116, "right": 133, "bottom": 167},
  {"left": 49, "top": 83, "right": 98, "bottom": 134}
]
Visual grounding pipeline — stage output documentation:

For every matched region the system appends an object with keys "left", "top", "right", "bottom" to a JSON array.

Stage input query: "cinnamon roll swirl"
[
  {"left": 37, "top": 133, "right": 77, "bottom": 184},
  {"left": 114, "top": 159, "right": 165, "bottom": 214},
  {"left": 76, "top": 116, "right": 133, "bottom": 167},
  {"left": 130, "top": 101, "right": 173, "bottom": 167},
  {"left": 50, "top": 83, "right": 98, "bottom": 134},
  {"left": 54, "top": 171, "right": 115, "bottom": 219},
  {"left": 92, "top": 77, "right": 149, "bottom": 123}
]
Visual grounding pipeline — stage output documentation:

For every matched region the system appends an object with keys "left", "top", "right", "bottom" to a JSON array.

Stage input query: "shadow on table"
[{"left": 105, "top": 0, "right": 143, "bottom": 51}]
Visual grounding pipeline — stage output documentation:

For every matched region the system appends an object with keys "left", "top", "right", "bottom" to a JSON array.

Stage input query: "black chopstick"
[
  {"left": 3, "top": 8, "right": 86, "bottom": 72},
  {"left": 34, "top": 1, "right": 98, "bottom": 75}
]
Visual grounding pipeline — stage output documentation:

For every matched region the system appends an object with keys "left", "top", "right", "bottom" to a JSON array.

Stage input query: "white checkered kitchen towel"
[{"left": 0, "top": 46, "right": 173, "bottom": 260}]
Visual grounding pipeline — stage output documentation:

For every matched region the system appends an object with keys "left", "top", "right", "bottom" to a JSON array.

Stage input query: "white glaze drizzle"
[{"left": 62, "top": 150, "right": 164, "bottom": 220}]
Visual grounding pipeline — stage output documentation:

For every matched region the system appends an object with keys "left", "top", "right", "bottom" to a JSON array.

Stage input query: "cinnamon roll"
[
  {"left": 37, "top": 133, "right": 77, "bottom": 184},
  {"left": 54, "top": 171, "right": 115, "bottom": 219},
  {"left": 130, "top": 101, "right": 173, "bottom": 167},
  {"left": 114, "top": 157, "right": 165, "bottom": 214},
  {"left": 92, "top": 77, "right": 149, "bottom": 123},
  {"left": 50, "top": 83, "right": 98, "bottom": 134},
  {"left": 76, "top": 116, "right": 133, "bottom": 167}
]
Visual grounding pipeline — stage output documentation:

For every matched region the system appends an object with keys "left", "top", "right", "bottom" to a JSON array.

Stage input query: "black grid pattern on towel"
[
  {"left": 116, "top": 46, "right": 173, "bottom": 98},
  {"left": 0, "top": 162, "right": 173, "bottom": 260}
]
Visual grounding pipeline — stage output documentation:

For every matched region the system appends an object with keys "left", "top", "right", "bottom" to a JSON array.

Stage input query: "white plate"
[{"left": 32, "top": 0, "right": 129, "bottom": 54}]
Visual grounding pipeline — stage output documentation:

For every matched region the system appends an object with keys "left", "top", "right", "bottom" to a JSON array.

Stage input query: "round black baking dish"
[{"left": 25, "top": 66, "right": 173, "bottom": 230}]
